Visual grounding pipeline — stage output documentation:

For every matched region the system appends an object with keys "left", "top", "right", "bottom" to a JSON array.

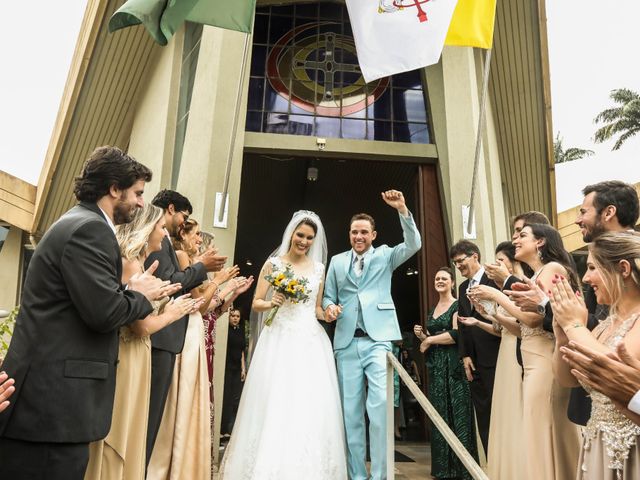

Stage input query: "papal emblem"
[
  {"left": 266, "top": 22, "right": 389, "bottom": 117},
  {"left": 378, "top": 0, "right": 432, "bottom": 23}
]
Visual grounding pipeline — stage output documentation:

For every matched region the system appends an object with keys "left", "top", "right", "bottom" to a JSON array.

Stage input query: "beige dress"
[
  {"left": 521, "top": 324, "right": 581, "bottom": 480},
  {"left": 85, "top": 327, "right": 152, "bottom": 480},
  {"left": 487, "top": 309, "right": 524, "bottom": 479},
  {"left": 578, "top": 314, "right": 640, "bottom": 480},
  {"left": 147, "top": 311, "right": 211, "bottom": 480}
]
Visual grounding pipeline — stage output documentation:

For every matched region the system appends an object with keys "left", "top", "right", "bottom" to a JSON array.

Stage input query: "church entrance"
[{"left": 231, "top": 152, "right": 447, "bottom": 442}]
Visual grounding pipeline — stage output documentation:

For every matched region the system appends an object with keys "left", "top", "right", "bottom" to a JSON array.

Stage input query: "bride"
[{"left": 220, "top": 211, "right": 347, "bottom": 479}]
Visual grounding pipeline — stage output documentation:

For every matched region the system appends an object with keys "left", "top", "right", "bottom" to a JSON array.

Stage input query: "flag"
[
  {"left": 109, "top": 0, "right": 256, "bottom": 46},
  {"left": 445, "top": 0, "right": 497, "bottom": 48},
  {"left": 345, "top": 0, "right": 459, "bottom": 83}
]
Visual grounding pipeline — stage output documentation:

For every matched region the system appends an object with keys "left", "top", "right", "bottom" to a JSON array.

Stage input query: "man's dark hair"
[
  {"left": 73, "top": 146, "right": 152, "bottom": 202},
  {"left": 350, "top": 213, "right": 376, "bottom": 230},
  {"left": 449, "top": 240, "right": 481, "bottom": 262},
  {"left": 513, "top": 211, "right": 550, "bottom": 226},
  {"left": 152, "top": 189, "right": 193, "bottom": 214},
  {"left": 582, "top": 180, "right": 639, "bottom": 229}
]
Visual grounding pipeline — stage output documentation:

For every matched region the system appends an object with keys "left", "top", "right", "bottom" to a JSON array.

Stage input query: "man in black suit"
[
  {"left": 0, "top": 146, "right": 167, "bottom": 479},
  {"left": 449, "top": 240, "right": 500, "bottom": 454},
  {"left": 145, "top": 190, "right": 227, "bottom": 464},
  {"left": 507, "top": 181, "right": 639, "bottom": 424}
]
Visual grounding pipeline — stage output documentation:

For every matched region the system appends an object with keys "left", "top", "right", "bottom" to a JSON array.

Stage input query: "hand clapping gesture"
[
  {"left": 0, "top": 371, "right": 15, "bottom": 413},
  {"left": 194, "top": 247, "right": 228, "bottom": 272},
  {"left": 484, "top": 260, "right": 510, "bottom": 286},
  {"left": 413, "top": 324, "right": 427, "bottom": 341},
  {"left": 164, "top": 294, "right": 205, "bottom": 320},
  {"left": 381, "top": 190, "right": 409, "bottom": 216},
  {"left": 128, "top": 260, "right": 177, "bottom": 302},
  {"left": 213, "top": 265, "right": 240, "bottom": 286},
  {"left": 548, "top": 275, "right": 588, "bottom": 331}
]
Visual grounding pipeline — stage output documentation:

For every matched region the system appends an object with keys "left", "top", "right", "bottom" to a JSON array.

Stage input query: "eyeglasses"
[
  {"left": 452, "top": 255, "right": 471, "bottom": 266},
  {"left": 179, "top": 210, "right": 190, "bottom": 222}
]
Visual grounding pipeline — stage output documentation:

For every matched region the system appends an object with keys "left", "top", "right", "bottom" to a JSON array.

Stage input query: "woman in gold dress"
[
  {"left": 552, "top": 231, "right": 640, "bottom": 479},
  {"left": 469, "top": 224, "right": 581, "bottom": 480},
  {"left": 462, "top": 241, "right": 524, "bottom": 479},
  {"left": 85, "top": 204, "right": 202, "bottom": 480}
]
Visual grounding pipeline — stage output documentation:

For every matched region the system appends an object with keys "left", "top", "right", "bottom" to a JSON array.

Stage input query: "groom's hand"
[
  {"left": 325, "top": 304, "right": 342, "bottom": 322},
  {"left": 381, "top": 190, "right": 408, "bottom": 216}
]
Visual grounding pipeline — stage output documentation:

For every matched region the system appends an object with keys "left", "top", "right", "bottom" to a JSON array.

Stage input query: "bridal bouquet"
[{"left": 264, "top": 264, "right": 311, "bottom": 326}]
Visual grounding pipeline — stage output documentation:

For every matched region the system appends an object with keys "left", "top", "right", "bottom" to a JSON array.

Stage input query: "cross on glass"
[{"left": 292, "top": 32, "right": 362, "bottom": 103}]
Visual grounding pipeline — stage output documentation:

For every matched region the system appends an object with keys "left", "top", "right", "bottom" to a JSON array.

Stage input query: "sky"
[{"left": 0, "top": 0, "right": 638, "bottom": 212}]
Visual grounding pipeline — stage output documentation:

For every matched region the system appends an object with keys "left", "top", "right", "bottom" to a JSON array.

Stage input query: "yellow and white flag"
[{"left": 345, "top": 0, "right": 459, "bottom": 83}]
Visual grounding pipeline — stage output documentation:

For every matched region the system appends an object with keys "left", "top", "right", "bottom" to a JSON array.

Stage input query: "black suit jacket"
[
  {"left": 457, "top": 273, "right": 501, "bottom": 369},
  {"left": 0, "top": 202, "right": 153, "bottom": 443},
  {"left": 145, "top": 236, "right": 207, "bottom": 353}
]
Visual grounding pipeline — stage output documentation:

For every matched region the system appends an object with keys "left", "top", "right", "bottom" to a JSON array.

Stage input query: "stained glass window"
[{"left": 245, "top": 3, "right": 431, "bottom": 144}]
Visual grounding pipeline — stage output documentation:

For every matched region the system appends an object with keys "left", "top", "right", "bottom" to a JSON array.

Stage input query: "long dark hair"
[{"left": 526, "top": 223, "right": 581, "bottom": 292}]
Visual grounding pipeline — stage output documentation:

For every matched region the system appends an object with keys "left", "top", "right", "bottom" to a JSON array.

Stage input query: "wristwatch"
[{"left": 536, "top": 296, "right": 549, "bottom": 315}]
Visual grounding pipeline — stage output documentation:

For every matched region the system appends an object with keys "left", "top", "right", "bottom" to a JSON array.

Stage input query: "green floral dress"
[{"left": 425, "top": 301, "right": 478, "bottom": 480}]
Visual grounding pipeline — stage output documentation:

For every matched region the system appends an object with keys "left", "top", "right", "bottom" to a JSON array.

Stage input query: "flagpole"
[
  {"left": 218, "top": 32, "right": 251, "bottom": 223},
  {"left": 465, "top": 47, "right": 492, "bottom": 235}
]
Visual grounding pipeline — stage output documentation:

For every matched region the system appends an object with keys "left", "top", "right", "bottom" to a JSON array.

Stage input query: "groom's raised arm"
[{"left": 390, "top": 211, "right": 422, "bottom": 270}]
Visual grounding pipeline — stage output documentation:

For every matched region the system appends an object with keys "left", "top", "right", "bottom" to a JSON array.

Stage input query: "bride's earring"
[
  {"left": 144, "top": 241, "right": 149, "bottom": 251},
  {"left": 537, "top": 246, "right": 543, "bottom": 260}
]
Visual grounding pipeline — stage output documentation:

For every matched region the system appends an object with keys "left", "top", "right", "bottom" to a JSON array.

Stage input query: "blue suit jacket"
[{"left": 323, "top": 213, "right": 421, "bottom": 350}]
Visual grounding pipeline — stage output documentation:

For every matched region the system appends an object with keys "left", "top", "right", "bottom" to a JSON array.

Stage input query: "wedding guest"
[
  {"left": 469, "top": 224, "right": 581, "bottom": 479},
  {"left": 400, "top": 349, "right": 421, "bottom": 430},
  {"left": 414, "top": 267, "right": 477, "bottom": 480},
  {"left": 0, "top": 146, "right": 165, "bottom": 480},
  {"left": 0, "top": 372, "right": 15, "bottom": 413},
  {"left": 148, "top": 218, "right": 216, "bottom": 479},
  {"left": 464, "top": 241, "right": 524, "bottom": 479},
  {"left": 85, "top": 204, "right": 202, "bottom": 480},
  {"left": 551, "top": 231, "right": 640, "bottom": 478},
  {"left": 144, "top": 190, "right": 226, "bottom": 465},
  {"left": 449, "top": 240, "right": 499, "bottom": 454},
  {"left": 221, "top": 309, "right": 246, "bottom": 438}
]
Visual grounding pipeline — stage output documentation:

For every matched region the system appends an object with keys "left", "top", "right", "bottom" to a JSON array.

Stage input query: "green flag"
[{"left": 109, "top": 0, "right": 256, "bottom": 46}]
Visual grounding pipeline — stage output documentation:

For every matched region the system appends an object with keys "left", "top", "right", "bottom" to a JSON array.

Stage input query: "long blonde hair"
[
  {"left": 116, "top": 204, "right": 164, "bottom": 261},
  {"left": 589, "top": 231, "right": 640, "bottom": 315}
]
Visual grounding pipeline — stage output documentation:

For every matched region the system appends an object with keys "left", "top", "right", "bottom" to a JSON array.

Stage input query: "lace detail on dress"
[
  {"left": 520, "top": 324, "right": 554, "bottom": 340},
  {"left": 264, "top": 257, "right": 325, "bottom": 336},
  {"left": 581, "top": 314, "right": 640, "bottom": 477}
]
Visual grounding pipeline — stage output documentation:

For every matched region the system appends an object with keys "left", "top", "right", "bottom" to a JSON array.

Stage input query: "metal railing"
[{"left": 386, "top": 352, "right": 489, "bottom": 480}]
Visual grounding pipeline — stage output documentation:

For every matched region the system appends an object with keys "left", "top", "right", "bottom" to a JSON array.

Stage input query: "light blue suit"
[{"left": 323, "top": 213, "right": 421, "bottom": 480}]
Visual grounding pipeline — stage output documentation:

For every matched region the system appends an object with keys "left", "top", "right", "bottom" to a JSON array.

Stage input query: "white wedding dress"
[{"left": 220, "top": 258, "right": 347, "bottom": 480}]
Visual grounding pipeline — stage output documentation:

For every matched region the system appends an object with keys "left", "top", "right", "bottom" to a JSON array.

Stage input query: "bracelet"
[{"left": 569, "top": 323, "right": 584, "bottom": 329}]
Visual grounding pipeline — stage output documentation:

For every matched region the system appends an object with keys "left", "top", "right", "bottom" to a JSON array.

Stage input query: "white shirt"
[
  {"left": 98, "top": 206, "right": 117, "bottom": 235},
  {"left": 468, "top": 266, "right": 485, "bottom": 289}
]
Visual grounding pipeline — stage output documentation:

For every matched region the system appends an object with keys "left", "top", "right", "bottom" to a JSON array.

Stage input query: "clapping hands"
[
  {"left": 195, "top": 247, "right": 227, "bottom": 272},
  {"left": 128, "top": 260, "right": 180, "bottom": 302},
  {"left": 548, "top": 275, "right": 587, "bottom": 331}
]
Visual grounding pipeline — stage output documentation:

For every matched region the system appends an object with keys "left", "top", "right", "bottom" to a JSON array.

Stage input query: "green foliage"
[
  {"left": 0, "top": 306, "right": 18, "bottom": 361},
  {"left": 554, "top": 132, "right": 594, "bottom": 164},
  {"left": 594, "top": 88, "right": 640, "bottom": 151}
]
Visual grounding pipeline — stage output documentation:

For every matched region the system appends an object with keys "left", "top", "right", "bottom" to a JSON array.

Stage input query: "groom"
[{"left": 323, "top": 190, "right": 421, "bottom": 480}]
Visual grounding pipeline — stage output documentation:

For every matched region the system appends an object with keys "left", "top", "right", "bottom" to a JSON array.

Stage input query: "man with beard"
[
  {"left": 144, "top": 189, "right": 227, "bottom": 464},
  {"left": 0, "top": 146, "right": 169, "bottom": 479}
]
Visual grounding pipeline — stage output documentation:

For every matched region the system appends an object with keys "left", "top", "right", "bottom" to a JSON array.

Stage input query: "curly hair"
[
  {"left": 73, "top": 146, "right": 152, "bottom": 202},
  {"left": 173, "top": 218, "right": 200, "bottom": 257}
]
